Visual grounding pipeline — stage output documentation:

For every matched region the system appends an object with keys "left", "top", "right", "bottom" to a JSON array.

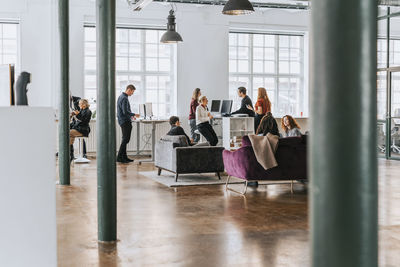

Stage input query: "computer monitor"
[
  {"left": 210, "top": 100, "right": 221, "bottom": 113},
  {"left": 221, "top": 100, "right": 233, "bottom": 115},
  {"left": 139, "top": 104, "right": 146, "bottom": 118},
  {"left": 145, "top": 102, "right": 153, "bottom": 118}
]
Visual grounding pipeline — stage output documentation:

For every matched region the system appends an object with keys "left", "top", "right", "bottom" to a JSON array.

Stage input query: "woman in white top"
[{"left": 196, "top": 96, "right": 218, "bottom": 146}]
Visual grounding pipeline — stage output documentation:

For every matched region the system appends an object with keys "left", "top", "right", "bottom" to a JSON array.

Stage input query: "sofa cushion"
[{"left": 160, "top": 135, "right": 189, "bottom": 147}]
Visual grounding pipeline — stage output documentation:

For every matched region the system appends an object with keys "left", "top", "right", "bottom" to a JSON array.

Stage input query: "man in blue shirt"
[{"left": 117, "top": 84, "right": 140, "bottom": 163}]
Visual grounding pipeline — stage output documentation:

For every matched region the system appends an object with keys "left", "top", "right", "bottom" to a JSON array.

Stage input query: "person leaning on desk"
[{"left": 117, "top": 84, "right": 140, "bottom": 164}]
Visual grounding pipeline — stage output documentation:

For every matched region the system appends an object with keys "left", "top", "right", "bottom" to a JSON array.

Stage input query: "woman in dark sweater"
[
  {"left": 70, "top": 99, "right": 92, "bottom": 160},
  {"left": 256, "top": 112, "right": 279, "bottom": 136},
  {"left": 189, "top": 88, "right": 201, "bottom": 143}
]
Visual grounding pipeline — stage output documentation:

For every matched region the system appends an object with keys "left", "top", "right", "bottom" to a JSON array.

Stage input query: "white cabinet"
[{"left": 214, "top": 117, "right": 254, "bottom": 150}]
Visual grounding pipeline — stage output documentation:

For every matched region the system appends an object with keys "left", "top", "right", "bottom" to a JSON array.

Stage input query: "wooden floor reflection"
[{"left": 57, "top": 158, "right": 400, "bottom": 266}]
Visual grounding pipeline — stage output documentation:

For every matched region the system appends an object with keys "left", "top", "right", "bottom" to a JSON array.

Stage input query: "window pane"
[
  {"left": 146, "top": 44, "right": 158, "bottom": 57},
  {"left": 146, "top": 30, "right": 158, "bottom": 43},
  {"left": 129, "top": 29, "right": 141, "bottom": 42},
  {"left": 279, "top": 36, "right": 289, "bottom": 47},
  {"left": 146, "top": 58, "right": 158, "bottom": 71},
  {"left": 238, "top": 60, "right": 249, "bottom": 72},
  {"left": 279, "top": 48, "right": 289, "bottom": 60},
  {"left": 85, "top": 56, "right": 96, "bottom": 70},
  {"left": 129, "top": 57, "right": 141, "bottom": 71},
  {"left": 146, "top": 90, "right": 158, "bottom": 103},
  {"left": 85, "top": 42, "right": 96, "bottom": 56},
  {"left": 116, "top": 43, "right": 129, "bottom": 56},
  {"left": 129, "top": 44, "right": 141, "bottom": 57},
  {"left": 85, "top": 27, "right": 96, "bottom": 41},
  {"left": 265, "top": 35, "right": 275, "bottom": 47},
  {"left": 253, "top": 34, "right": 264, "bottom": 46},
  {"left": 253, "top": 61, "right": 263, "bottom": 73},
  {"left": 85, "top": 75, "right": 96, "bottom": 89},
  {"left": 290, "top": 36, "right": 301, "bottom": 48},
  {"left": 229, "top": 60, "right": 237, "bottom": 72},
  {"left": 3, "top": 40, "right": 17, "bottom": 54},
  {"left": 264, "top": 61, "right": 275, "bottom": 73},
  {"left": 238, "top": 34, "right": 249, "bottom": 46},
  {"left": 264, "top": 48, "right": 275, "bottom": 60},
  {"left": 279, "top": 61, "right": 290, "bottom": 74},
  {"left": 229, "top": 47, "right": 237, "bottom": 59},
  {"left": 3, "top": 24, "right": 17, "bottom": 39},
  {"left": 159, "top": 45, "right": 171, "bottom": 58},
  {"left": 253, "top": 47, "right": 263, "bottom": 59},
  {"left": 290, "top": 62, "right": 300, "bottom": 74},
  {"left": 159, "top": 58, "right": 170, "bottom": 71},
  {"left": 116, "top": 57, "right": 128, "bottom": 71},
  {"left": 238, "top": 47, "right": 249, "bottom": 59},
  {"left": 116, "top": 29, "right": 128, "bottom": 42},
  {"left": 3, "top": 54, "right": 16, "bottom": 64}
]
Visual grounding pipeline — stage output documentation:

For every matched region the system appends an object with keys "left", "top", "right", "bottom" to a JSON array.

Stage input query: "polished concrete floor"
[{"left": 57, "top": 158, "right": 400, "bottom": 267}]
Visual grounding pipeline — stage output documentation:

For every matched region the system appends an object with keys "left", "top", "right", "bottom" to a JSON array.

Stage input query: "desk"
[{"left": 133, "top": 119, "right": 169, "bottom": 164}]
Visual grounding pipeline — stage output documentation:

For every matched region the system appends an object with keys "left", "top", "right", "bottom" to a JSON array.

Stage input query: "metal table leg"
[{"left": 138, "top": 121, "right": 156, "bottom": 164}]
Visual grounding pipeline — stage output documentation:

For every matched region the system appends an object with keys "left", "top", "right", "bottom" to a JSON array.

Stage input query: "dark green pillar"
[
  {"left": 310, "top": 1, "right": 378, "bottom": 267},
  {"left": 96, "top": 0, "right": 117, "bottom": 242},
  {"left": 58, "top": 0, "right": 70, "bottom": 185}
]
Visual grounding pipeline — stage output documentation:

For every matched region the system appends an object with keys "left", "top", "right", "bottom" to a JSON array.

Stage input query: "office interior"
[{"left": 0, "top": 0, "right": 399, "bottom": 266}]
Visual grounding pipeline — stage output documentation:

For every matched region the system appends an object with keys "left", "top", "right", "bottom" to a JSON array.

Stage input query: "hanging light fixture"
[
  {"left": 222, "top": 0, "right": 255, "bottom": 15},
  {"left": 160, "top": 9, "right": 183, "bottom": 44}
]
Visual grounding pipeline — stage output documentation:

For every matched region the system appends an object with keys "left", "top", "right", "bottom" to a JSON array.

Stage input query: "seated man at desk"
[
  {"left": 230, "top": 87, "right": 255, "bottom": 117},
  {"left": 167, "top": 116, "right": 193, "bottom": 146}
]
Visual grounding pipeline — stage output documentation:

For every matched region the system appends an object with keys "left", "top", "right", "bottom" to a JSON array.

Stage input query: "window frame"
[
  {"left": 83, "top": 25, "right": 176, "bottom": 117},
  {"left": 229, "top": 31, "right": 306, "bottom": 118}
]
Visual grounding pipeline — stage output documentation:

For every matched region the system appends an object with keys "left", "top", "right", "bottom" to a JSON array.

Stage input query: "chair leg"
[
  {"left": 225, "top": 175, "right": 248, "bottom": 195},
  {"left": 158, "top": 168, "right": 162, "bottom": 176},
  {"left": 217, "top": 172, "right": 221, "bottom": 180},
  {"left": 175, "top": 173, "right": 179, "bottom": 182},
  {"left": 291, "top": 180, "right": 294, "bottom": 194}
]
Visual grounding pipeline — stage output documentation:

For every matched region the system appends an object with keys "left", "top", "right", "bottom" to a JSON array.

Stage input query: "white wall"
[
  {"left": 0, "top": 0, "right": 309, "bottom": 116},
  {"left": 0, "top": 0, "right": 54, "bottom": 107}
]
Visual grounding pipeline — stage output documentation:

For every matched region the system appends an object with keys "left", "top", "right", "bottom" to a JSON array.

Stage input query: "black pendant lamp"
[
  {"left": 160, "top": 9, "right": 183, "bottom": 43},
  {"left": 222, "top": 0, "right": 255, "bottom": 15}
]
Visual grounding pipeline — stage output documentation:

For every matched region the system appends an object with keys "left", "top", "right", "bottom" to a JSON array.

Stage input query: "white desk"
[{"left": 133, "top": 119, "right": 169, "bottom": 163}]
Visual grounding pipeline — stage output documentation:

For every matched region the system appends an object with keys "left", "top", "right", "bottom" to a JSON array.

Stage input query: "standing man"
[
  {"left": 231, "top": 87, "right": 255, "bottom": 117},
  {"left": 117, "top": 84, "right": 140, "bottom": 163}
]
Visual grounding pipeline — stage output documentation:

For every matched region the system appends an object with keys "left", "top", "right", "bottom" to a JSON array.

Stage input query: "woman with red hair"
[{"left": 281, "top": 115, "right": 302, "bottom": 137}]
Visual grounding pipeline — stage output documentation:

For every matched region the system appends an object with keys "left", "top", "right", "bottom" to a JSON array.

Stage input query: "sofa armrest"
[
  {"left": 175, "top": 146, "right": 225, "bottom": 173},
  {"left": 155, "top": 140, "right": 176, "bottom": 172},
  {"left": 223, "top": 146, "right": 259, "bottom": 179}
]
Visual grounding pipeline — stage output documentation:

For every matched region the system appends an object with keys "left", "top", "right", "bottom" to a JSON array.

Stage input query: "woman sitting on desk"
[
  {"left": 196, "top": 96, "right": 218, "bottom": 146},
  {"left": 256, "top": 112, "right": 279, "bottom": 137},
  {"left": 70, "top": 99, "right": 92, "bottom": 161},
  {"left": 281, "top": 115, "right": 302, "bottom": 137}
]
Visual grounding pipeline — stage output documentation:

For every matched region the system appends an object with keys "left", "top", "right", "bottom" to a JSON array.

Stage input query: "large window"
[
  {"left": 229, "top": 32, "right": 305, "bottom": 117},
  {"left": 84, "top": 26, "right": 175, "bottom": 117},
  {"left": 0, "top": 22, "right": 18, "bottom": 66}
]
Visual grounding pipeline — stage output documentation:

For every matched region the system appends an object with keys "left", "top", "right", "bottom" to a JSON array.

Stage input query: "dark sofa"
[
  {"left": 155, "top": 135, "right": 225, "bottom": 182},
  {"left": 222, "top": 135, "right": 307, "bottom": 194}
]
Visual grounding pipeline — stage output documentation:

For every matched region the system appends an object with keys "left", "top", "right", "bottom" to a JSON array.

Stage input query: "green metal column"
[
  {"left": 58, "top": 0, "right": 70, "bottom": 185},
  {"left": 96, "top": 0, "right": 117, "bottom": 242},
  {"left": 310, "top": 1, "right": 378, "bottom": 267}
]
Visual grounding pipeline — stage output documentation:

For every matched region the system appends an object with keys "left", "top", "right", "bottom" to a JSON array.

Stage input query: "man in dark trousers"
[
  {"left": 230, "top": 87, "right": 255, "bottom": 117},
  {"left": 167, "top": 116, "right": 193, "bottom": 146},
  {"left": 117, "top": 84, "right": 140, "bottom": 163}
]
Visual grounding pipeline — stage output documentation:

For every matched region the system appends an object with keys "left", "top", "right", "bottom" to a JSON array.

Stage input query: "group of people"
[
  {"left": 183, "top": 86, "right": 302, "bottom": 146},
  {"left": 67, "top": 84, "right": 303, "bottom": 164}
]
